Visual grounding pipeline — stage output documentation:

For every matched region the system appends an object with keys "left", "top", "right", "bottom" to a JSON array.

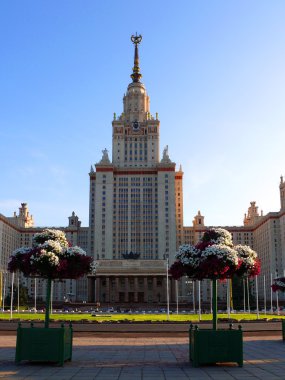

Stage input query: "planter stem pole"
[
  {"left": 212, "top": 278, "right": 217, "bottom": 330},
  {"left": 45, "top": 278, "right": 52, "bottom": 328}
]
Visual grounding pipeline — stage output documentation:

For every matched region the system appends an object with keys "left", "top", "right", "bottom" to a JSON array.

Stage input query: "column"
[
  {"left": 144, "top": 277, "right": 148, "bottom": 302},
  {"left": 170, "top": 278, "right": 176, "bottom": 303},
  {"left": 153, "top": 277, "right": 157, "bottom": 303},
  {"left": 134, "top": 277, "right": 138, "bottom": 302},
  {"left": 106, "top": 277, "right": 110, "bottom": 303},
  {"left": 115, "top": 277, "right": 120, "bottom": 302},
  {"left": 95, "top": 277, "right": 101, "bottom": 302},
  {"left": 124, "top": 277, "right": 129, "bottom": 302},
  {"left": 87, "top": 277, "right": 95, "bottom": 303},
  {"left": 162, "top": 277, "right": 167, "bottom": 302}
]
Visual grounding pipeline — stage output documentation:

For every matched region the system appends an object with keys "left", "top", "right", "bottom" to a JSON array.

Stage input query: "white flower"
[
  {"left": 33, "top": 229, "right": 68, "bottom": 248},
  {"left": 39, "top": 239, "right": 63, "bottom": 254},
  {"left": 201, "top": 244, "right": 238, "bottom": 266},
  {"left": 175, "top": 244, "right": 200, "bottom": 268},
  {"left": 65, "top": 246, "right": 86, "bottom": 257},
  {"left": 209, "top": 228, "right": 233, "bottom": 246},
  {"left": 236, "top": 245, "right": 257, "bottom": 269},
  {"left": 11, "top": 247, "right": 31, "bottom": 256}
]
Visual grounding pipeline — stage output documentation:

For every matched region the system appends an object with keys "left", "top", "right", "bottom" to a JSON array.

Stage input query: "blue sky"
[{"left": 0, "top": 1, "right": 284, "bottom": 228}]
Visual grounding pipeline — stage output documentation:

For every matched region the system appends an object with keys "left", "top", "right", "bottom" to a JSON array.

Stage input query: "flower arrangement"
[
  {"left": 271, "top": 277, "right": 285, "bottom": 292},
  {"left": 170, "top": 228, "right": 260, "bottom": 281},
  {"left": 8, "top": 229, "right": 95, "bottom": 279}
]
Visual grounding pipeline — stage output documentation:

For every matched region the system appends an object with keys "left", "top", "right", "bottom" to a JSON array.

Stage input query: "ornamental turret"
[
  {"left": 243, "top": 201, "right": 261, "bottom": 226},
  {"left": 8, "top": 203, "right": 34, "bottom": 228},
  {"left": 280, "top": 175, "right": 285, "bottom": 210}
]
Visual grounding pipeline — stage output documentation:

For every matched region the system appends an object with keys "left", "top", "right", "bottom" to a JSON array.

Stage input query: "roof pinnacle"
[{"left": 130, "top": 33, "right": 142, "bottom": 83}]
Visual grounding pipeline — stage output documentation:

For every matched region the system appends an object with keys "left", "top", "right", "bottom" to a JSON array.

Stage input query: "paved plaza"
[{"left": 1, "top": 333, "right": 285, "bottom": 380}]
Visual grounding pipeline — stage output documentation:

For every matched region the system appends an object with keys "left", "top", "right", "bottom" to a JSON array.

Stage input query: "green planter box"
[
  {"left": 189, "top": 325, "right": 243, "bottom": 367},
  {"left": 15, "top": 323, "right": 73, "bottom": 366}
]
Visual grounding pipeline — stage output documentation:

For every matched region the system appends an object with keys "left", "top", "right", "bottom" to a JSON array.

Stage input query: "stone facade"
[{"left": 0, "top": 38, "right": 284, "bottom": 307}]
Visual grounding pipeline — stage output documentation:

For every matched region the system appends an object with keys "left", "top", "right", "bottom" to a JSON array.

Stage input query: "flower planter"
[
  {"left": 15, "top": 322, "right": 73, "bottom": 366},
  {"left": 169, "top": 229, "right": 259, "bottom": 368},
  {"left": 189, "top": 325, "right": 243, "bottom": 367}
]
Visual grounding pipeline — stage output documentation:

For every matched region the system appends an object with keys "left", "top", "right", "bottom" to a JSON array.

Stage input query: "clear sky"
[{"left": 0, "top": 0, "right": 284, "bottom": 228}]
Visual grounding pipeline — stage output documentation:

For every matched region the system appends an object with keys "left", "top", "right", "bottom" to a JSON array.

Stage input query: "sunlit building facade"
[{"left": 1, "top": 37, "right": 285, "bottom": 306}]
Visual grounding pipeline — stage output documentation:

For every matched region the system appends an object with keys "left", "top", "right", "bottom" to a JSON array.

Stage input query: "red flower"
[{"left": 169, "top": 261, "right": 185, "bottom": 280}]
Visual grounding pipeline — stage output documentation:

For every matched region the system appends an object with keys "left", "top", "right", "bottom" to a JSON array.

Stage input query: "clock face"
[{"left": 132, "top": 121, "right": 140, "bottom": 131}]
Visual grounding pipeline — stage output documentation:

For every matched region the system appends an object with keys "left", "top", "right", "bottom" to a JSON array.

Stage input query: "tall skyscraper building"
[
  {"left": 89, "top": 34, "right": 178, "bottom": 262},
  {"left": 87, "top": 35, "right": 182, "bottom": 303}
]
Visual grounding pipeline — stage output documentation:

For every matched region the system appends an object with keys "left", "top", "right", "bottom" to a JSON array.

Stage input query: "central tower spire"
[{"left": 130, "top": 33, "right": 142, "bottom": 83}]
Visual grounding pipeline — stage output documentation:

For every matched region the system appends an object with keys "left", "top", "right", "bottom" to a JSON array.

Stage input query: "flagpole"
[
  {"left": 193, "top": 281, "right": 195, "bottom": 314},
  {"left": 2, "top": 271, "right": 6, "bottom": 312},
  {"left": 210, "top": 280, "right": 213, "bottom": 314},
  {"left": 263, "top": 275, "right": 266, "bottom": 315},
  {"left": 176, "top": 280, "right": 179, "bottom": 315},
  {"left": 270, "top": 273, "right": 273, "bottom": 314},
  {"left": 247, "top": 277, "right": 250, "bottom": 313},
  {"left": 34, "top": 278, "right": 37, "bottom": 312},
  {"left": 198, "top": 280, "right": 201, "bottom": 322},
  {"left": 50, "top": 280, "right": 53, "bottom": 315},
  {"left": 166, "top": 258, "right": 170, "bottom": 321},
  {"left": 10, "top": 272, "right": 14, "bottom": 320},
  {"left": 255, "top": 275, "right": 259, "bottom": 319},
  {"left": 17, "top": 273, "right": 20, "bottom": 313},
  {"left": 227, "top": 279, "right": 230, "bottom": 319},
  {"left": 243, "top": 278, "right": 246, "bottom": 313}
]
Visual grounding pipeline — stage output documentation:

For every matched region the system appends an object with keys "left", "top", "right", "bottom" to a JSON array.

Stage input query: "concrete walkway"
[{"left": 1, "top": 334, "right": 285, "bottom": 379}]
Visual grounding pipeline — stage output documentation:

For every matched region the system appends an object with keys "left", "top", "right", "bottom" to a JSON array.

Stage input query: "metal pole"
[
  {"left": 0, "top": 271, "right": 2, "bottom": 311},
  {"left": 255, "top": 275, "right": 259, "bottom": 319},
  {"left": 192, "top": 281, "right": 195, "bottom": 314},
  {"left": 2, "top": 272, "right": 6, "bottom": 312},
  {"left": 34, "top": 278, "right": 37, "bottom": 312},
  {"left": 45, "top": 278, "right": 52, "bottom": 328},
  {"left": 210, "top": 280, "right": 213, "bottom": 314},
  {"left": 212, "top": 279, "right": 217, "bottom": 330},
  {"left": 198, "top": 280, "right": 201, "bottom": 322},
  {"left": 276, "top": 272, "right": 279, "bottom": 315},
  {"left": 50, "top": 280, "right": 53, "bottom": 315},
  {"left": 263, "top": 275, "right": 266, "bottom": 315},
  {"left": 166, "top": 258, "right": 170, "bottom": 321},
  {"left": 270, "top": 273, "right": 273, "bottom": 314},
  {"left": 17, "top": 273, "right": 20, "bottom": 313},
  {"left": 247, "top": 277, "right": 250, "bottom": 313},
  {"left": 10, "top": 272, "right": 14, "bottom": 320},
  {"left": 175, "top": 280, "right": 179, "bottom": 315},
  {"left": 243, "top": 278, "right": 246, "bottom": 313},
  {"left": 227, "top": 279, "right": 230, "bottom": 318}
]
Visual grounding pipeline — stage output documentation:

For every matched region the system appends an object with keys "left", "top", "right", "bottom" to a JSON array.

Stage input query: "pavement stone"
[{"left": 1, "top": 335, "right": 285, "bottom": 379}]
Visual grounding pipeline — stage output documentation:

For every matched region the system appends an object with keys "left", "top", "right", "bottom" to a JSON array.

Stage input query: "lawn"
[{"left": 0, "top": 312, "right": 284, "bottom": 322}]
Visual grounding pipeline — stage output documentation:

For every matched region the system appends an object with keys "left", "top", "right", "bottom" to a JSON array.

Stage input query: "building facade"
[
  {"left": 0, "top": 203, "right": 89, "bottom": 306},
  {"left": 1, "top": 36, "right": 285, "bottom": 307}
]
